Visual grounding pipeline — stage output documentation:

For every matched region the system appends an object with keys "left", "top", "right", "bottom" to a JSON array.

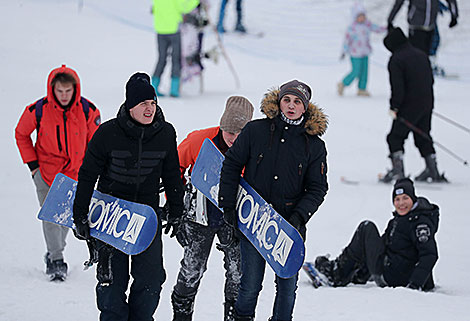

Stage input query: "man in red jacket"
[
  {"left": 15, "top": 65, "right": 101, "bottom": 281},
  {"left": 172, "top": 96, "right": 253, "bottom": 321}
]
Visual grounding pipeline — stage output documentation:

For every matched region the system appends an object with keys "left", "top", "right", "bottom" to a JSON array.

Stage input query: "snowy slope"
[{"left": 1, "top": 0, "right": 469, "bottom": 320}]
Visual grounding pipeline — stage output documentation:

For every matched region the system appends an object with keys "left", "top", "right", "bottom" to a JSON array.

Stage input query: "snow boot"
[
  {"left": 44, "top": 252, "right": 53, "bottom": 275},
  {"left": 224, "top": 299, "right": 236, "bottom": 321},
  {"left": 357, "top": 89, "right": 370, "bottom": 97},
  {"left": 151, "top": 76, "right": 164, "bottom": 96},
  {"left": 235, "top": 22, "right": 246, "bottom": 33},
  {"left": 379, "top": 151, "right": 405, "bottom": 183},
  {"left": 415, "top": 154, "right": 448, "bottom": 183},
  {"left": 171, "top": 291, "right": 194, "bottom": 321},
  {"left": 337, "top": 82, "right": 344, "bottom": 96},
  {"left": 170, "top": 77, "right": 180, "bottom": 98},
  {"left": 49, "top": 259, "right": 68, "bottom": 281},
  {"left": 315, "top": 252, "right": 357, "bottom": 287}
]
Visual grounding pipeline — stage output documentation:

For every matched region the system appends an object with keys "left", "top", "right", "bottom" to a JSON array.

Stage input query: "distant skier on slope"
[
  {"left": 312, "top": 178, "right": 439, "bottom": 292},
  {"left": 380, "top": 27, "right": 447, "bottom": 183}
]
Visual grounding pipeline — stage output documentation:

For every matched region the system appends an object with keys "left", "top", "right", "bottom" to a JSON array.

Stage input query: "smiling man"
[{"left": 72, "top": 72, "right": 184, "bottom": 321}]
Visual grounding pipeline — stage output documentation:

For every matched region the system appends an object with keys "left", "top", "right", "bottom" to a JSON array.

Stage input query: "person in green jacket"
[{"left": 151, "top": 0, "right": 199, "bottom": 98}]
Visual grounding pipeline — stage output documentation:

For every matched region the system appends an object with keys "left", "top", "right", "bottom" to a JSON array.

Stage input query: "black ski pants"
[
  {"left": 95, "top": 224, "right": 166, "bottom": 321},
  {"left": 409, "top": 28, "right": 433, "bottom": 55},
  {"left": 387, "top": 111, "right": 436, "bottom": 157},
  {"left": 172, "top": 221, "right": 241, "bottom": 311},
  {"left": 343, "top": 220, "right": 386, "bottom": 277}
]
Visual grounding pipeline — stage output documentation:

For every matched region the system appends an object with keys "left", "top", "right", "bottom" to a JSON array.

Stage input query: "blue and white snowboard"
[
  {"left": 191, "top": 139, "right": 305, "bottom": 279},
  {"left": 302, "top": 261, "right": 331, "bottom": 288},
  {"left": 38, "top": 173, "right": 158, "bottom": 255}
]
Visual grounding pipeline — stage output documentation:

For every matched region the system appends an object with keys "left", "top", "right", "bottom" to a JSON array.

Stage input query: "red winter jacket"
[
  {"left": 15, "top": 65, "right": 101, "bottom": 186},
  {"left": 178, "top": 126, "right": 220, "bottom": 180}
]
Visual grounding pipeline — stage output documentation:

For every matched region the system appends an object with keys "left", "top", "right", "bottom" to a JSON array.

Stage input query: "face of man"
[
  {"left": 54, "top": 82, "right": 75, "bottom": 107},
  {"left": 129, "top": 100, "right": 157, "bottom": 125},
  {"left": 393, "top": 194, "right": 414, "bottom": 216},
  {"left": 222, "top": 131, "right": 240, "bottom": 147},
  {"left": 280, "top": 94, "right": 305, "bottom": 120}
]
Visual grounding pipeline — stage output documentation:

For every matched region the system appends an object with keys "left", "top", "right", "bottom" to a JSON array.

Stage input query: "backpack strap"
[
  {"left": 80, "top": 97, "right": 90, "bottom": 120},
  {"left": 35, "top": 97, "right": 47, "bottom": 131}
]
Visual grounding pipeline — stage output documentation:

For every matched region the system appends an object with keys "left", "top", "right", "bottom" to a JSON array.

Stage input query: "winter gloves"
[
  {"left": 73, "top": 216, "right": 91, "bottom": 241},
  {"left": 223, "top": 208, "right": 238, "bottom": 228}
]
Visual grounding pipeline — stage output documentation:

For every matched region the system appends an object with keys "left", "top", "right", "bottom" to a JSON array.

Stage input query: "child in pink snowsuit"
[{"left": 338, "top": 2, "right": 386, "bottom": 97}]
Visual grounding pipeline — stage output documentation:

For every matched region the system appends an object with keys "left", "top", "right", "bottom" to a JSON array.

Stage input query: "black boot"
[
  {"left": 380, "top": 151, "right": 405, "bottom": 183},
  {"left": 415, "top": 154, "right": 448, "bottom": 183},
  {"left": 224, "top": 300, "right": 236, "bottom": 321},
  {"left": 172, "top": 291, "right": 194, "bottom": 321},
  {"left": 315, "top": 252, "right": 358, "bottom": 287}
]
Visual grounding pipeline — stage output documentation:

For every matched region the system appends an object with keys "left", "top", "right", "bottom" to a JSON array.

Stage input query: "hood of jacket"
[
  {"left": 46, "top": 64, "right": 81, "bottom": 108},
  {"left": 260, "top": 88, "right": 328, "bottom": 136},
  {"left": 116, "top": 103, "right": 166, "bottom": 141},
  {"left": 393, "top": 197, "right": 440, "bottom": 231}
]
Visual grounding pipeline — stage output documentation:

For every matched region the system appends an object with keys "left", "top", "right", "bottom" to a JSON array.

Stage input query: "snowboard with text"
[
  {"left": 191, "top": 139, "right": 305, "bottom": 279},
  {"left": 38, "top": 173, "right": 158, "bottom": 255}
]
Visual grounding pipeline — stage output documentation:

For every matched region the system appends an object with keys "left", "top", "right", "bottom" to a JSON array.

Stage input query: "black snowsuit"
[
  {"left": 342, "top": 197, "right": 439, "bottom": 291},
  {"left": 385, "top": 38, "right": 436, "bottom": 158},
  {"left": 73, "top": 104, "right": 184, "bottom": 321}
]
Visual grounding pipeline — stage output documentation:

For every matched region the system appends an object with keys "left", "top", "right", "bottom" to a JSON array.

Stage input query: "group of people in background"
[{"left": 13, "top": 1, "right": 448, "bottom": 321}]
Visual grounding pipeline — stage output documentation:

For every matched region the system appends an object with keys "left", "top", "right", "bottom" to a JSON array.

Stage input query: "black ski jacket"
[
  {"left": 387, "top": 41, "right": 434, "bottom": 122},
  {"left": 383, "top": 197, "right": 439, "bottom": 291},
  {"left": 73, "top": 104, "right": 184, "bottom": 222},
  {"left": 218, "top": 88, "right": 328, "bottom": 239}
]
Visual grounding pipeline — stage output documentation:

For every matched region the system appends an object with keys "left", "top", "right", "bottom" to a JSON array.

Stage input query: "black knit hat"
[
  {"left": 278, "top": 80, "right": 312, "bottom": 110},
  {"left": 392, "top": 178, "right": 417, "bottom": 203},
  {"left": 383, "top": 27, "right": 408, "bottom": 53},
  {"left": 125, "top": 72, "right": 157, "bottom": 111}
]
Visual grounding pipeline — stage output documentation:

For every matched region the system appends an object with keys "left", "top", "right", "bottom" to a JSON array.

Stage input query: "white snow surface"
[{"left": 1, "top": 0, "right": 470, "bottom": 320}]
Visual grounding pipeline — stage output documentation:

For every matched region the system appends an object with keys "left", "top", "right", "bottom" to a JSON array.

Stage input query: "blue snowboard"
[
  {"left": 191, "top": 139, "right": 305, "bottom": 279},
  {"left": 38, "top": 173, "right": 158, "bottom": 255},
  {"left": 302, "top": 261, "right": 332, "bottom": 288}
]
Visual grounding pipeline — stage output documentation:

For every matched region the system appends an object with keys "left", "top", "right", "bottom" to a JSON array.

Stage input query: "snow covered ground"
[{"left": 1, "top": 0, "right": 469, "bottom": 320}]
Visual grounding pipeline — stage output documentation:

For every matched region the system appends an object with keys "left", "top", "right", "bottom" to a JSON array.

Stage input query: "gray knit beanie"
[
  {"left": 278, "top": 80, "right": 312, "bottom": 110},
  {"left": 219, "top": 96, "right": 254, "bottom": 133}
]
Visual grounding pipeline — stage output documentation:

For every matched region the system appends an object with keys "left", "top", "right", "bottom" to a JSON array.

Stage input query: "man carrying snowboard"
[
  {"left": 171, "top": 96, "right": 254, "bottom": 321},
  {"left": 15, "top": 64, "right": 101, "bottom": 281},
  {"left": 219, "top": 80, "right": 329, "bottom": 321},
  {"left": 72, "top": 72, "right": 184, "bottom": 321}
]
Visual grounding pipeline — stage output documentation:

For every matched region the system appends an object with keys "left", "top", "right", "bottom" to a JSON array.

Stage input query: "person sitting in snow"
[
  {"left": 314, "top": 178, "right": 439, "bottom": 291},
  {"left": 337, "top": 2, "right": 386, "bottom": 97}
]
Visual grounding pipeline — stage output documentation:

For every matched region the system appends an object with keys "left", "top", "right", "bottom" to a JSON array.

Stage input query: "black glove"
[
  {"left": 73, "top": 216, "right": 91, "bottom": 241},
  {"left": 288, "top": 214, "right": 303, "bottom": 232},
  {"left": 223, "top": 208, "right": 237, "bottom": 228},
  {"left": 175, "top": 220, "right": 190, "bottom": 247},
  {"left": 449, "top": 17, "right": 457, "bottom": 28},
  {"left": 163, "top": 217, "right": 181, "bottom": 238}
]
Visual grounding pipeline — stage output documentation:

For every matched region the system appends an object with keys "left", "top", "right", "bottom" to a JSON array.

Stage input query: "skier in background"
[
  {"left": 217, "top": 0, "right": 247, "bottom": 33},
  {"left": 14, "top": 64, "right": 101, "bottom": 281},
  {"left": 219, "top": 80, "right": 328, "bottom": 321},
  {"left": 314, "top": 178, "right": 439, "bottom": 291},
  {"left": 337, "top": 2, "right": 386, "bottom": 97},
  {"left": 72, "top": 73, "right": 184, "bottom": 321},
  {"left": 151, "top": 0, "right": 199, "bottom": 97},
  {"left": 171, "top": 96, "right": 254, "bottom": 321},
  {"left": 387, "top": 0, "right": 458, "bottom": 55}
]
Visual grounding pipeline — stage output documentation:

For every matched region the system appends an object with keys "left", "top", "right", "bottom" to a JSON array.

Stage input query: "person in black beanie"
[
  {"left": 72, "top": 72, "right": 184, "bottom": 321},
  {"left": 312, "top": 178, "right": 440, "bottom": 292},
  {"left": 380, "top": 27, "right": 447, "bottom": 183},
  {"left": 218, "top": 79, "right": 328, "bottom": 320}
]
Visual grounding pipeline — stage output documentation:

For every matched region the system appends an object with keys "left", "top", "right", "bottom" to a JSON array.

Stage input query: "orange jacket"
[
  {"left": 15, "top": 65, "right": 101, "bottom": 186},
  {"left": 178, "top": 126, "right": 220, "bottom": 179}
]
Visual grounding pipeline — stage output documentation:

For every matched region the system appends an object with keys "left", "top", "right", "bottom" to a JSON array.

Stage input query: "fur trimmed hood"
[{"left": 260, "top": 88, "right": 328, "bottom": 136}]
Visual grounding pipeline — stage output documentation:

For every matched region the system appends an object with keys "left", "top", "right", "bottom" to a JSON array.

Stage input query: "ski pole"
[
  {"left": 434, "top": 111, "right": 470, "bottom": 134},
  {"left": 397, "top": 116, "right": 468, "bottom": 166},
  {"left": 214, "top": 28, "right": 241, "bottom": 89}
]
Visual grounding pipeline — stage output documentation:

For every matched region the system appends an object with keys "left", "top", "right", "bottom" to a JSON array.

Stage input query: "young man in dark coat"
[
  {"left": 314, "top": 178, "right": 439, "bottom": 291},
  {"left": 72, "top": 72, "right": 184, "bottom": 321},
  {"left": 218, "top": 80, "right": 329, "bottom": 321},
  {"left": 380, "top": 27, "right": 446, "bottom": 183}
]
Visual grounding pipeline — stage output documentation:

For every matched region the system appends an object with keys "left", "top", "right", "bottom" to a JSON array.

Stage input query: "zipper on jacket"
[
  {"left": 56, "top": 125, "right": 62, "bottom": 152},
  {"left": 134, "top": 128, "right": 145, "bottom": 201},
  {"left": 63, "top": 110, "right": 69, "bottom": 154},
  {"left": 298, "top": 163, "right": 303, "bottom": 176},
  {"left": 256, "top": 153, "right": 264, "bottom": 164}
]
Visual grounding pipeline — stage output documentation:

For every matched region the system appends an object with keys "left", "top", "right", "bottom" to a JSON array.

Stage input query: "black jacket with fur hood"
[{"left": 219, "top": 88, "right": 328, "bottom": 240}]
